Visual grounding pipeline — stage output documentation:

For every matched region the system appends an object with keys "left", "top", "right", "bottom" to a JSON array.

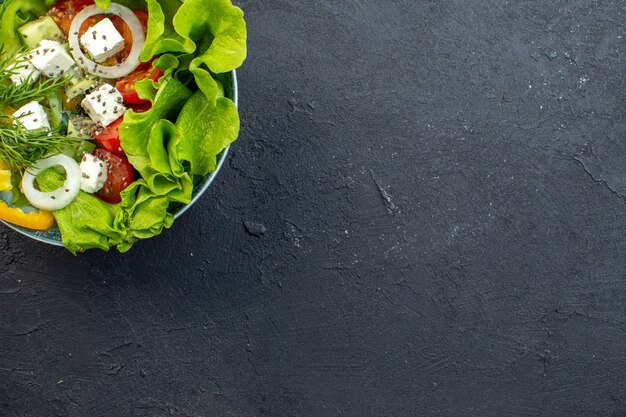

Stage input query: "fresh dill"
[
  {"left": 0, "top": 47, "right": 26, "bottom": 84},
  {"left": 0, "top": 46, "right": 71, "bottom": 108},
  {"left": 0, "top": 47, "right": 82, "bottom": 170},
  {"left": 0, "top": 76, "right": 71, "bottom": 107},
  {"left": 0, "top": 117, "right": 81, "bottom": 171}
]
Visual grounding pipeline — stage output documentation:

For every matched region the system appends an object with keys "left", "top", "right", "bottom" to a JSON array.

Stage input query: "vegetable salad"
[{"left": 0, "top": 0, "right": 246, "bottom": 253}]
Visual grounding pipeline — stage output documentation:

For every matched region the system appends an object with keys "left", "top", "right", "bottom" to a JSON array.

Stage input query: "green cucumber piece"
[
  {"left": 76, "top": 140, "right": 96, "bottom": 156},
  {"left": 65, "top": 72, "right": 99, "bottom": 100},
  {"left": 18, "top": 17, "right": 65, "bottom": 49},
  {"left": 55, "top": 140, "right": 96, "bottom": 162},
  {"left": 45, "top": 90, "right": 64, "bottom": 130},
  {"left": 67, "top": 115, "right": 94, "bottom": 138},
  {"left": 55, "top": 115, "right": 97, "bottom": 161}
]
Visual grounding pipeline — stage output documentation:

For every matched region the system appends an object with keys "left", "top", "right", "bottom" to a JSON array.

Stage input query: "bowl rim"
[{"left": 0, "top": 70, "right": 238, "bottom": 247}]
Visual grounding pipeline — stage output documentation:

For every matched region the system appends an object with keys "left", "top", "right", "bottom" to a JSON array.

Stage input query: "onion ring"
[
  {"left": 68, "top": 3, "right": 145, "bottom": 79},
  {"left": 22, "top": 155, "right": 81, "bottom": 211}
]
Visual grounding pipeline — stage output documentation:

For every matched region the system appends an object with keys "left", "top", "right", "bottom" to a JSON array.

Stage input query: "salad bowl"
[
  {"left": 0, "top": 71, "right": 237, "bottom": 247},
  {"left": 0, "top": 0, "right": 244, "bottom": 251}
]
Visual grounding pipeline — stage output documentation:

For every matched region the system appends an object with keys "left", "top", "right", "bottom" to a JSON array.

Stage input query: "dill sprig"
[
  {"left": 0, "top": 46, "right": 72, "bottom": 108},
  {"left": 0, "top": 116, "right": 81, "bottom": 171},
  {"left": 0, "top": 75, "right": 72, "bottom": 107},
  {"left": 0, "top": 46, "right": 25, "bottom": 84},
  {"left": 0, "top": 47, "right": 82, "bottom": 170}
]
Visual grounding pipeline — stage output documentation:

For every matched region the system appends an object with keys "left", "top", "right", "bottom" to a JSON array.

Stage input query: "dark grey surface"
[{"left": 2, "top": 1, "right": 626, "bottom": 416}]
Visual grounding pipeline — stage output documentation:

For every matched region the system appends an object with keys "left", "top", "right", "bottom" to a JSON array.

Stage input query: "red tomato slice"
[
  {"left": 71, "top": 0, "right": 94, "bottom": 9},
  {"left": 48, "top": 0, "right": 94, "bottom": 37},
  {"left": 115, "top": 61, "right": 163, "bottom": 105},
  {"left": 94, "top": 117, "right": 124, "bottom": 156},
  {"left": 129, "top": 103, "right": 152, "bottom": 113},
  {"left": 133, "top": 10, "right": 149, "bottom": 32},
  {"left": 109, "top": 11, "right": 148, "bottom": 63},
  {"left": 49, "top": 3, "right": 148, "bottom": 64},
  {"left": 93, "top": 149, "right": 134, "bottom": 204}
]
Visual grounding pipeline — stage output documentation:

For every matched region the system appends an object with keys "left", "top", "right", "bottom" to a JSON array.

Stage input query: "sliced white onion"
[
  {"left": 68, "top": 3, "right": 145, "bottom": 79},
  {"left": 22, "top": 155, "right": 82, "bottom": 211}
]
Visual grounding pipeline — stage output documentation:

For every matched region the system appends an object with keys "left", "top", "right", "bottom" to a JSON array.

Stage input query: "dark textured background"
[{"left": 2, "top": 1, "right": 626, "bottom": 416}]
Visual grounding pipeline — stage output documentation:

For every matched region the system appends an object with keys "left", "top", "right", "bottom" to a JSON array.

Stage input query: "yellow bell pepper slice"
[
  {"left": 0, "top": 170, "right": 11, "bottom": 190},
  {"left": 0, "top": 200, "right": 55, "bottom": 230},
  {"left": 0, "top": 169, "right": 55, "bottom": 230}
]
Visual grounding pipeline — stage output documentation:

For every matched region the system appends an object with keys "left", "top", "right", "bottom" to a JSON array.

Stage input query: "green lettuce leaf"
[
  {"left": 173, "top": 0, "right": 246, "bottom": 73},
  {"left": 94, "top": 0, "right": 110, "bottom": 9},
  {"left": 94, "top": 0, "right": 147, "bottom": 11},
  {"left": 115, "top": 180, "right": 175, "bottom": 252},
  {"left": 175, "top": 90, "right": 239, "bottom": 176},
  {"left": 37, "top": 169, "right": 125, "bottom": 254},
  {"left": 140, "top": 0, "right": 246, "bottom": 101},
  {"left": 120, "top": 77, "right": 192, "bottom": 157},
  {"left": 114, "top": 76, "right": 194, "bottom": 251},
  {"left": 140, "top": 0, "right": 189, "bottom": 61},
  {"left": 127, "top": 118, "right": 193, "bottom": 202}
]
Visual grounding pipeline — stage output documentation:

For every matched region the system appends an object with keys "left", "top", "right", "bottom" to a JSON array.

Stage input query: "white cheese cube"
[
  {"left": 13, "top": 101, "right": 50, "bottom": 132},
  {"left": 81, "top": 84, "right": 127, "bottom": 127},
  {"left": 30, "top": 40, "right": 76, "bottom": 78},
  {"left": 80, "top": 18, "right": 126, "bottom": 63},
  {"left": 80, "top": 153, "right": 108, "bottom": 193},
  {"left": 9, "top": 53, "right": 41, "bottom": 86}
]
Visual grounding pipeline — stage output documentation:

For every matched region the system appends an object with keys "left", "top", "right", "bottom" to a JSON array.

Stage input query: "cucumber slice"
[
  {"left": 55, "top": 115, "right": 97, "bottom": 161},
  {"left": 77, "top": 140, "right": 96, "bottom": 156},
  {"left": 55, "top": 140, "right": 96, "bottom": 162},
  {"left": 65, "top": 72, "right": 99, "bottom": 100},
  {"left": 45, "top": 90, "right": 64, "bottom": 130},
  {"left": 18, "top": 17, "right": 65, "bottom": 49},
  {"left": 67, "top": 115, "right": 95, "bottom": 139}
]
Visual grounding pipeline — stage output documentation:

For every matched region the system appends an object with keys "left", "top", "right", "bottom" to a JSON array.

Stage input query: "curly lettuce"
[
  {"left": 143, "top": 0, "right": 246, "bottom": 101},
  {"left": 175, "top": 90, "right": 239, "bottom": 176},
  {"left": 94, "top": 0, "right": 149, "bottom": 11},
  {"left": 37, "top": 169, "right": 125, "bottom": 253}
]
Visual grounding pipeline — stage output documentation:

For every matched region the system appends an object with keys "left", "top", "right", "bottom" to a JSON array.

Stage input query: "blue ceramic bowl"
[{"left": 0, "top": 70, "right": 238, "bottom": 247}]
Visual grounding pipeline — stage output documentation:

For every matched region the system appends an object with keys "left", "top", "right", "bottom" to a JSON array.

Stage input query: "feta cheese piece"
[
  {"left": 9, "top": 54, "right": 41, "bottom": 86},
  {"left": 80, "top": 18, "right": 126, "bottom": 63},
  {"left": 80, "top": 153, "right": 107, "bottom": 193},
  {"left": 12, "top": 101, "right": 50, "bottom": 132},
  {"left": 81, "top": 84, "right": 127, "bottom": 127},
  {"left": 30, "top": 40, "right": 76, "bottom": 78}
]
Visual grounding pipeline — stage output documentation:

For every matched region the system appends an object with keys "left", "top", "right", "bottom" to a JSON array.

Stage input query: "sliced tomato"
[
  {"left": 71, "top": 0, "right": 94, "bottom": 10},
  {"left": 94, "top": 117, "right": 124, "bottom": 156},
  {"left": 50, "top": 2, "right": 148, "bottom": 64},
  {"left": 48, "top": 0, "right": 95, "bottom": 37},
  {"left": 129, "top": 103, "right": 152, "bottom": 113},
  {"left": 111, "top": 10, "right": 148, "bottom": 34},
  {"left": 93, "top": 149, "right": 134, "bottom": 204},
  {"left": 134, "top": 10, "right": 149, "bottom": 31},
  {"left": 115, "top": 61, "right": 163, "bottom": 105},
  {"left": 109, "top": 11, "right": 148, "bottom": 63}
]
